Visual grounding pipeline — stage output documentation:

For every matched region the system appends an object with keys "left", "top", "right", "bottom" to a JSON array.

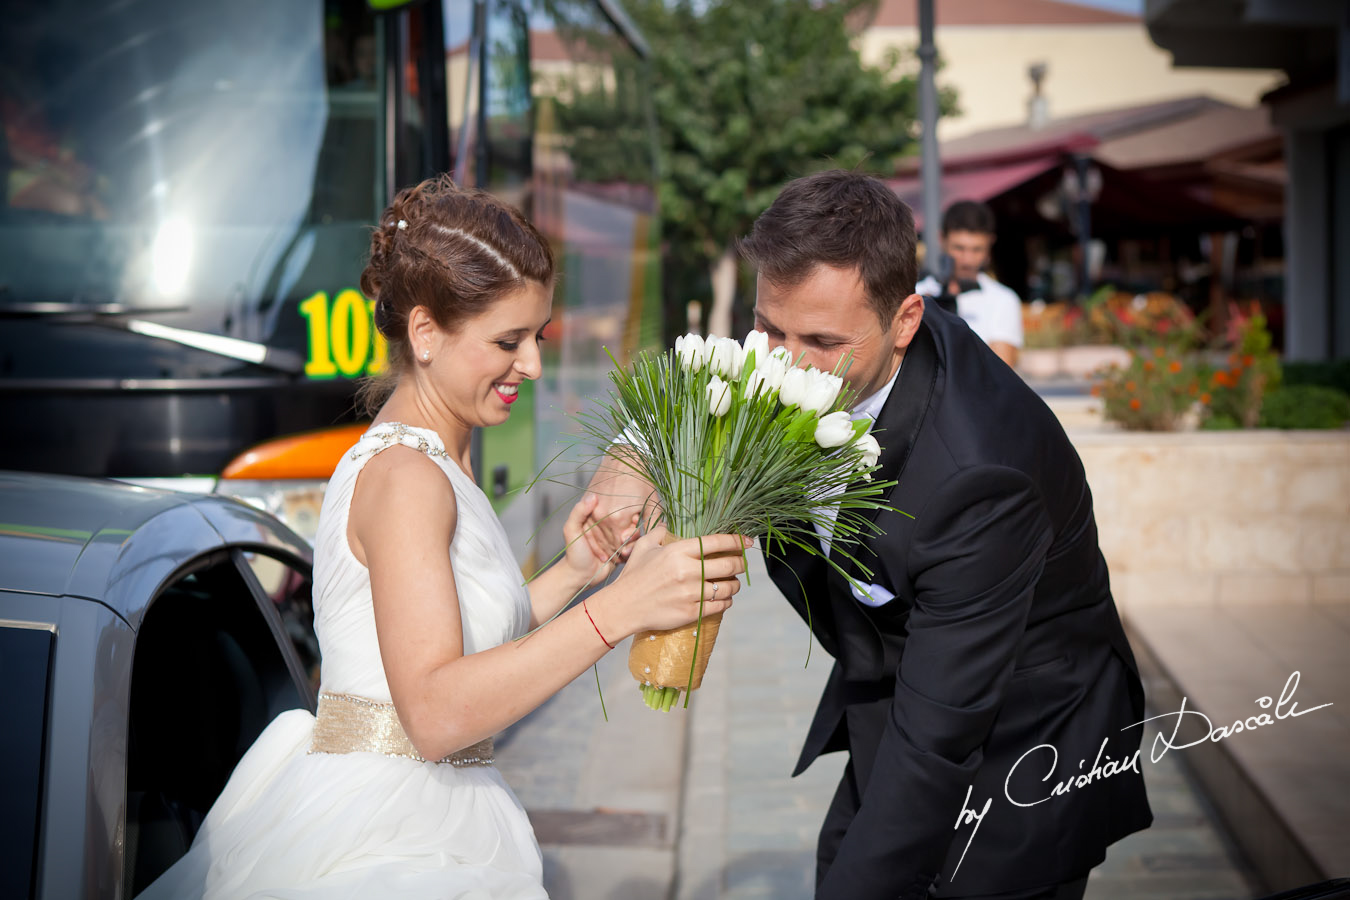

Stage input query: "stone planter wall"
[
  {"left": 1068, "top": 429, "right": 1350, "bottom": 611},
  {"left": 1019, "top": 345, "right": 1131, "bottom": 380}
]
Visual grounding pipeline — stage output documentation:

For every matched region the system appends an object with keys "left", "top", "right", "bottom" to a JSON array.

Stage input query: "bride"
[{"left": 136, "top": 175, "right": 747, "bottom": 898}]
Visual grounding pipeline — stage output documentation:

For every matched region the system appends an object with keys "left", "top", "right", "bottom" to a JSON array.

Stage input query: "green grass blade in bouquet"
[{"left": 576, "top": 330, "right": 901, "bottom": 711}]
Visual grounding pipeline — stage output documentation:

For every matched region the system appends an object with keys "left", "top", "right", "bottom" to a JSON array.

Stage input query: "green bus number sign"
[{"left": 299, "top": 289, "right": 389, "bottom": 379}]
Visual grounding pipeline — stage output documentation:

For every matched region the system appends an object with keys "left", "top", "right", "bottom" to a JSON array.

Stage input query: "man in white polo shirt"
[{"left": 915, "top": 200, "right": 1023, "bottom": 368}]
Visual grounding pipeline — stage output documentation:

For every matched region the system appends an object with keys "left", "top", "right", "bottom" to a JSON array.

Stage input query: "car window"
[
  {"left": 239, "top": 550, "right": 320, "bottom": 693},
  {"left": 0, "top": 623, "right": 54, "bottom": 900},
  {"left": 124, "top": 558, "right": 307, "bottom": 895}
]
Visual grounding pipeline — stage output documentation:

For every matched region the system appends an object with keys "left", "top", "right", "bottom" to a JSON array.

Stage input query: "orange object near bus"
[{"left": 222, "top": 425, "right": 371, "bottom": 481}]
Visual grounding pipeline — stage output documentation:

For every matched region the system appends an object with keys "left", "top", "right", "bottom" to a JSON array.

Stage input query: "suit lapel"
[{"left": 828, "top": 320, "right": 940, "bottom": 584}]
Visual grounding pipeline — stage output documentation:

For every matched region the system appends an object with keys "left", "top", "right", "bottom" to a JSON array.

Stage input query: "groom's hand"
[
  {"left": 584, "top": 447, "right": 662, "bottom": 560},
  {"left": 561, "top": 493, "right": 638, "bottom": 587}
]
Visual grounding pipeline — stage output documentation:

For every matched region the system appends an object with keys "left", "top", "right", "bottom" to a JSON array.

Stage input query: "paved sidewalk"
[
  {"left": 496, "top": 633, "right": 687, "bottom": 899},
  {"left": 500, "top": 548, "right": 1262, "bottom": 899},
  {"left": 675, "top": 550, "right": 845, "bottom": 900},
  {"left": 674, "top": 550, "right": 1259, "bottom": 900}
]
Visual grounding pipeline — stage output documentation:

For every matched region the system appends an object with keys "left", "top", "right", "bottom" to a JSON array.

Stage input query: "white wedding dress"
[{"left": 136, "top": 422, "right": 546, "bottom": 899}]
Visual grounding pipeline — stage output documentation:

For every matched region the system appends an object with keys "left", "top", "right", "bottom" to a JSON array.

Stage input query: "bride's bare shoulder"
[{"left": 347, "top": 446, "right": 457, "bottom": 565}]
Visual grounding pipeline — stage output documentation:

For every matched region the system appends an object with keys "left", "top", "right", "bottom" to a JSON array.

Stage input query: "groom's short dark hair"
[{"left": 738, "top": 170, "right": 918, "bottom": 325}]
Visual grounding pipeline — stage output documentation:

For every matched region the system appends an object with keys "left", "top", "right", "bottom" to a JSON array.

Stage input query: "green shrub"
[
  {"left": 1282, "top": 360, "right": 1350, "bottom": 397},
  {"left": 1258, "top": 385, "right": 1350, "bottom": 430},
  {"left": 1200, "top": 413, "right": 1241, "bottom": 431}
]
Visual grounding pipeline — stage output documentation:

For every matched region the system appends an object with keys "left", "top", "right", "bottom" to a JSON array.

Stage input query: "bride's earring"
[{"left": 422, "top": 349, "right": 431, "bottom": 362}]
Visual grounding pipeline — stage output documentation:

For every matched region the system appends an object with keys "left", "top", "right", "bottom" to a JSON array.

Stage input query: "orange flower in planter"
[
  {"left": 1129, "top": 398, "right": 1142, "bottom": 410},
  {"left": 1154, "top": 346, "right": 1166, "bottom": 358},
  {"left": 1125, "top": 380, "right": 1137, "bottom": 392},
  {"left": 1198, "top": 310, "right": 1280, "bottom": 430},
  {"left": 1169, "top": 360, "right": 1183, "bottom": 374},
  {"left": 1200, "top": 392, "right": 1212, "bottom": 404},
  {"left": 1143, "top": 360, "right": 1155, "bottom": 372}
]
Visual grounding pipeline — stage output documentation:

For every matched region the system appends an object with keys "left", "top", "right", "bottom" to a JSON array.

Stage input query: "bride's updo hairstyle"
[{"left": 357, "top": 174, "right": 554, "bottom": 413}]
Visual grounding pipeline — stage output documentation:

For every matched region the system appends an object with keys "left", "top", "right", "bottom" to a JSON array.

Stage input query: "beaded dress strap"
[{"left": 350, "top": 422, "right": 450, "bottom": 462}]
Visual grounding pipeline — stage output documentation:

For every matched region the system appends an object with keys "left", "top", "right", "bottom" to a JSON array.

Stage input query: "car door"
[{"left": 121, "top": 547, "right": 316, "bottom": 896}]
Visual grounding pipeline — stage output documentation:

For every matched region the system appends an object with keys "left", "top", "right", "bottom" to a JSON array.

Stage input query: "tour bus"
[{"left": 0, "top": 0, "right": 662, "bottom": 567}]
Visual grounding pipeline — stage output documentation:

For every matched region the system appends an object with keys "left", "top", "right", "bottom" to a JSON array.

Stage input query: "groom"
[{"left": 590, "top": 170, "right": 1152, "bottom": 899}]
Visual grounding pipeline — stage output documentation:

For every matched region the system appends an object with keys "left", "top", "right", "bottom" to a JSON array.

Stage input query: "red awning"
[{"left": 886, "top": 156, "right": 1060, "bottom": 229}]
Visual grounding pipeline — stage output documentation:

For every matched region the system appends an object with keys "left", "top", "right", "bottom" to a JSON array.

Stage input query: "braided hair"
[{"left": 357, "top": 175, "right": 554, "bottom": 414}]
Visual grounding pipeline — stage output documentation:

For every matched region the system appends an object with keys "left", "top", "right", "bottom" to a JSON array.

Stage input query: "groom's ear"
[{"left": 890, "top": 293, "right": 924, "bottom": 350}]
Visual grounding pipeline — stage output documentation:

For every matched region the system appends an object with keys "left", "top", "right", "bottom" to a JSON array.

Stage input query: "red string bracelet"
[{"left": 583, "top": 599, "right": 614, "bottom": 650}]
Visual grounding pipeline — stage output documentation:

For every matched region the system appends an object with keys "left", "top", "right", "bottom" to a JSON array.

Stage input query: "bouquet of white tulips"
[{"left": 580, "top": 330, "right": 897, "bottom": 711}]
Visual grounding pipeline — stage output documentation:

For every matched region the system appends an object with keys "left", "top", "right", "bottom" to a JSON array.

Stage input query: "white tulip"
[
  {"left": 744, "top": 368, "right": 767, "bottom": 400},
  {"left": 779, "top": 366, "right": 809, "bottom": 408},
  {"left": 855, "top": 433, "right": 881, "bottom": 468},
  {"left": 814, "top": 411, "right": 854, "bottom": 448},
  {"left": 769, "top": 345, "right": 794, "bottom": 366},
  {"left": 706, "top": 336, "right": 743, "bottom": 378},
  {"left": 707, "top": 375, "right": 733, "bottom": 417},
  {"left": 824, "top": 373, "right": 844, "bottom": 405},
  {"left": 675, "top": 333, "right": 705, "bottom": 372},
  {"left": 725, "top": 338, "right": 746, "bottom": 378},
  {"left": 757, "top": 354, "right": 790, "bottom": 393},
  {"left": 704, "top": 337, "right": 727, "bottom": 375},
  {"left": 742, "top": 330, "right": 770, "bottom": 369},
  {"left": 800, "top": 370, "right": 844, "bottom": 416}
]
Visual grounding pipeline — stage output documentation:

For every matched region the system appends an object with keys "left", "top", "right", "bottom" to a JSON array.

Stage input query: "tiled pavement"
[
  {"left": 495, "top": 631, "right": 686, "bottom": 900},
  {"left": 499, "top": 548, "right": 1266, "bottom": 899},
  {"left": 1089, "top": 740, "right": 1260, "bottom": 900}
]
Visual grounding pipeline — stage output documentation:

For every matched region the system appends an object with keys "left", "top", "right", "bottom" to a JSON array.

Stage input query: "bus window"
[
  {"left": 0, "top": 0, "right": 437, "bottom": 478},
  {"left": 0, "top": 0, "right": 385, "bottom": 352}
]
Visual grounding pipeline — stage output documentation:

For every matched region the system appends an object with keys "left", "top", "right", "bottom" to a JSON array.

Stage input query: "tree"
[{"left": 547, "top": 0, "right": 952, "bottom": 339}]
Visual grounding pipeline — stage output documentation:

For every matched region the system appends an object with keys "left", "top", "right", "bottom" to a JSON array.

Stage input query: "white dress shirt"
[{"left": 814, "top": 360, "right": 902, "bottom": 607}]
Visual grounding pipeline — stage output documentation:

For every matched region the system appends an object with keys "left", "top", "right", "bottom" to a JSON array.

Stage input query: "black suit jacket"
[{"left": 766, "top": 307, "right": 1153, "bottom": 898}]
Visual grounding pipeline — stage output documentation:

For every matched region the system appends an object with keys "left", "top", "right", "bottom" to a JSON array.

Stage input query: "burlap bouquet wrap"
[
  {"left": 627, "top": 534, "right": 736, "bottom": 691},
  {"left": 628, "top": 612, "right": 724, "bottom": 690}
]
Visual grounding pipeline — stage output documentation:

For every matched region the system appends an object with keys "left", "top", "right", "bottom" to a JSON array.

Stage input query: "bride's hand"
[
  {"left": 561, "top": 493, "right": 638, "bottom": 587},
  {"left": 592, "top": 526, "right": 751, "bottom": 637}
]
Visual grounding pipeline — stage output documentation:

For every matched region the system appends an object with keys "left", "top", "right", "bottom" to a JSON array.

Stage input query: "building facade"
[{"left": 861, "top": 0, "right": 1281, "bottom": 140}]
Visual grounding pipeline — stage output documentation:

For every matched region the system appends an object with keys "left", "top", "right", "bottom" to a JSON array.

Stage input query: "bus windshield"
[{"left": 0, "top": 0, "right": 382, "bottom": 379}]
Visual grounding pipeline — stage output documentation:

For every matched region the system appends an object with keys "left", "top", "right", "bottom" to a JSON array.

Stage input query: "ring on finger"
[{"left": 711, "top": 581, "right": 720, "bottom": 600}]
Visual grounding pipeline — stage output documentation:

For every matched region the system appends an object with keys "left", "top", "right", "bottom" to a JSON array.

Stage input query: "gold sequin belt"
[{"left": 308, "top": 691, "right": 494, "bottom": 767}]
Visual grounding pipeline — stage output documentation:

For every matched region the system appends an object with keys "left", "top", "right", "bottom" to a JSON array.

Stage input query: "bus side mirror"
[{"left": 367, "top": 0, "right": 423, "bottom": 11}]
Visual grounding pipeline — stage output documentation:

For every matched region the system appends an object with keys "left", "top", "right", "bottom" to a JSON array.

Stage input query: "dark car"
[{"left": 0, "top": 471, "right": 320, "bottom": 899}]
